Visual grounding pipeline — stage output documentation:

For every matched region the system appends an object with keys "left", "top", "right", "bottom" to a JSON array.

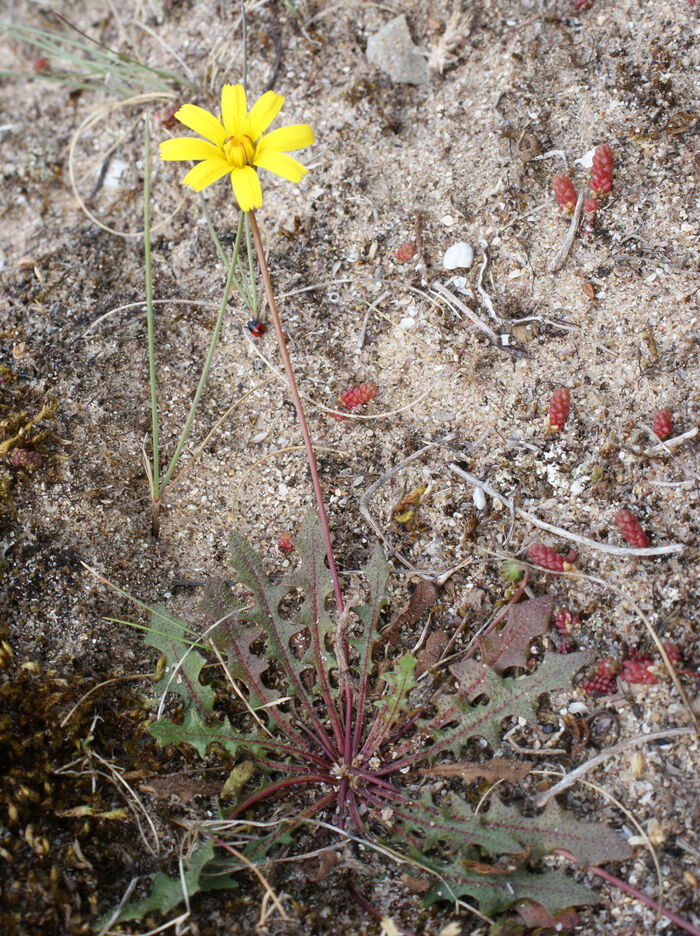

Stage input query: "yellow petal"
[
  {"left": 231, "top": 166, "right": 262, "bottom": 212},
  {"left": 182, "top": 159, "right": 232, "bottom": 192},
  {"left": 254, "top": 149, "right": 307, "bottom": 184},
  {"left": 246, "top": 91, "right": 284, "bottom": 140},
  {"left": 221, "top": 84, "right": 247, "bottom": 136},
  {"left": 174, "top": 104, "right": 226, "bottom": 146},
  {"left": 256, "top": 124, "right": 315, "bottom": 156},
  {"left": 160, "top": 138, "right": 222, "bottom": 162}
]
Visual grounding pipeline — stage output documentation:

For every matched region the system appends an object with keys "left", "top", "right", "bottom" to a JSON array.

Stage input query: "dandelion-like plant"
[
  {"left": 160, "top": 84, "right": 314, "bottom": 211},
  {"left": 105, "top": 83, "right": 638, "bottom": 933}
]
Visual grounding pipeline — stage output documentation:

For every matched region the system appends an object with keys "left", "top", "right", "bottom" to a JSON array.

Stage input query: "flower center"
[{"left": 224, "top": 134, "right": 255, "bottom": 169}]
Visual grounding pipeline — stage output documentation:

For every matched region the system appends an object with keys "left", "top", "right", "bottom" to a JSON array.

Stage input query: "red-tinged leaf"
[
  {"left": 479, "top": 596, "right": 553, "bottom": 671},
  {"left": 388, "top": 791, "right": 630, "bottom": 867},
  {"left": 516, "top": 900, "right": 580, "bottom": 930},
  {"left": 422, "top": 860, "right": 596, "bottom": 916},
  {"left": 415, "top": 630, "right": 449, "bottom": 677},
  {"left": 409, "top": 651, "right": 591, "bottom": 757},
  {"left": 418, "top": 757, "right": 531, "bottom": 784}
]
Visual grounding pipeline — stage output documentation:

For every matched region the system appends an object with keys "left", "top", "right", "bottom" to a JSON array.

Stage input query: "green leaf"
[
  {"left": 149, "top": 707, "right": 242, "bottom": 759},
  {"left": 349, "top": 542, "right": 389, "bottom": 686},
  {"left": 391, "top": 792, "right": 631, "bottom": 867},
  {"left": 422, "top": 860, "right": 595, "bottom": 916},
  {"left": 413, "top": 651, "right": 591, "bottom": 764},
  {"left": 146, "top": 607, "right": 214, "bottom": 716},
  {"left": 372, "top": 654, "right": 418, "bottom": 739},
  {"left": 98, "top": 840, "right": 236, "bottom": 925}
]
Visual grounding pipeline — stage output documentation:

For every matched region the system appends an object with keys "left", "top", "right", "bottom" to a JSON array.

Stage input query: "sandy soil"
[{"left": 1, "top": 0, "right": 699, "bottom": 933}]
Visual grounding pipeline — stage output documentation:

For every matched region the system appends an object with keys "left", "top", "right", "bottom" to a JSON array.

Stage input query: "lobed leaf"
[
  {"left": 99, "top": 840, "right": 237, "bottom": 925},
  {"left": 479, "top": 595, "right": 553, "bottom": 671},
  {"left": 408, "top": 651, "right": 591, "bottom": 765},
  {"left": 422, "top": 859, "right": 596, "bottom": 916},
  {"left": 146, "top": 608, "right": 214, "bottom": 717}
]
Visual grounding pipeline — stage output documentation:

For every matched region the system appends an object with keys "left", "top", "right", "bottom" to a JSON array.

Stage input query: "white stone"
[
  {"left": 443, "top": 242, "right": 473, "bottom": 270},
  {"left": 399, "top": 316, "right": 416, "bottom": 330},
  {"left": 473, "top": 487, "right": 487, "bottom": 510},
  {"left": 575, "top": 147, "right": 596, "bottom": 168},
  {"left": 366, "top": 15, "right": 428, "bottom": 85}
]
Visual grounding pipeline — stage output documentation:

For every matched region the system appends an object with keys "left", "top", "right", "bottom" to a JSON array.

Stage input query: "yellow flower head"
[{"left": 160, "top": 84, "right": 314, "bottom": 212}]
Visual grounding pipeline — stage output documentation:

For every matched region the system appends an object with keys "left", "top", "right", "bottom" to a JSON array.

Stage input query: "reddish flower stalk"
[{"left": 249, "top": 211, "right": 344, "bottom": 617}]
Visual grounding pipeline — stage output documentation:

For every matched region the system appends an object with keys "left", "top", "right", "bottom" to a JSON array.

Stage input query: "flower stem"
[
  {"left": 159, "top": 212, "right": 245, "bottom": 492},
  {"left": 143, "top": 117, "right": 159, "bottom": 500},
  {"left": 244, "top": 214, "right": 258, "bottom": 313},
  {"left": 248, "top": 210, "right": 344, "bottom": 616}
]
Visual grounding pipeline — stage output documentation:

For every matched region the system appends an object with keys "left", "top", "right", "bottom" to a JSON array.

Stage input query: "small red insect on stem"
[
  {"left": 615, "top": 509, "right": 650, "bottom": 548},
  {"left": 547, "top": 387, "right": 570, "bottom": 431},
  {"left": 652, "top": 408, "right": 673, "bottom": 440},
  {"left": 591, "top": 144, "right": 614, "bottom": 199},
  {"left": 551, "top": 174, "right": 578, "bottom": 214}
]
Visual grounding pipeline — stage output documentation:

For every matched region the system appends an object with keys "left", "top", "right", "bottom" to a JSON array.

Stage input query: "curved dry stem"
[{"left": 69, "top": 92, "right": 185, "bottom": 238}]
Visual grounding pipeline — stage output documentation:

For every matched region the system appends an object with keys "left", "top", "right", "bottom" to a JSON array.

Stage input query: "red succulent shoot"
[
  {"left": 396, "top": 242, "right": 417, "bottom": 263},
  {"left": 528, "top": 543, "right": 575, "bottom": 572},
  {"left": 591, "top": 144, "right": 614, "bottom": 198},
  {"left": 652, "top": 408, "right": 673, "bottom": 440},
  {"left": 277, "top": 532, "right": 294, "bottom": 554},
  {"left": 551, "top": 174, "right": 578, "bottom": 214},
  {"left": 341, "top": 382, "right": 378, "bottom": 411},
  {"left": 547, "top": 387, "right": 570, "bottom": 431},
  {"left": 615, "top": 509, "right": 650, "bottom": 548}
]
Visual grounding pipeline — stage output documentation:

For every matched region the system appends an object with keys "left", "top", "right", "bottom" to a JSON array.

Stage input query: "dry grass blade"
[{"left": 548, "top": 191, "right": 585, "bottom": 272}]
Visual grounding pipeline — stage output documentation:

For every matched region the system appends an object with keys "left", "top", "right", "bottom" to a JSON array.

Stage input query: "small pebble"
[
  {"left": 443, "top": 242, "right": 473, "bottom": 270},
  {"left": 473, "top": 487, "right": 486, "bottom": 510},
  {"left": 399, "top": 316, "right": 416, "bottom": 330}
]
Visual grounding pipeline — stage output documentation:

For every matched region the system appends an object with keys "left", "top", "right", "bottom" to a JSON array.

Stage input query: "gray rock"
[{"left": 366, "top": 15, "right": 428, "bottom": 86}]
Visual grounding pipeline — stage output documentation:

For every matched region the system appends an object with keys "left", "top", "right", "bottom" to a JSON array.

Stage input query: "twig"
[
  {"left": 475, "top": 240, "right": 504, "bottom": 325},
  {"left": 357, "top": 290, "right": 390, "bottom": 351},
  {"left": 558, "top": 854, "right": 700, "bottom": 936},
  {"left": 432, "top": 282, "right": 501, "bottom": 344},
  {"left": 532, "top": 727, "right": 694, "bottom": 808},
  {"left": 646, "top": 425, "right": 698, "bottom": 454},
  {"left": 448, "top": 463, "right": 685, "bottom": 557},
  {"left": 548, "top": 191, "right": 584, "bottom": 273}
]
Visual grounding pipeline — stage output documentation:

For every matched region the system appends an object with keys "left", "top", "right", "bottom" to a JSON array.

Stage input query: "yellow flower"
[{"left": 160, "top": 84, "right": 314, "bottom": 212}]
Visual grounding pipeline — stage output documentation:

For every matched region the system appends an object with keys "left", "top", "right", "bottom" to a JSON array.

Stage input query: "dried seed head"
[{"left": 551, "top": 173, "right": 578, "bottom": 214}]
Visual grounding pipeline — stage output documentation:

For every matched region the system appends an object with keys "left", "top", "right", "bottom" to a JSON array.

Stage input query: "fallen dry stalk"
[
  {"left": 532, "top": 727, "right": 694, "bottom": 808},
  {"left": 449, "top": 463, "right": 685, "bottom": 557}
]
